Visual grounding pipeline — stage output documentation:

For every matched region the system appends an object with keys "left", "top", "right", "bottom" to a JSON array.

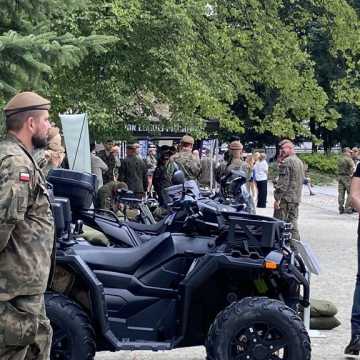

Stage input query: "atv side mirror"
[{"left": 172, "top": 170, "right": 185, "bottom": 185}]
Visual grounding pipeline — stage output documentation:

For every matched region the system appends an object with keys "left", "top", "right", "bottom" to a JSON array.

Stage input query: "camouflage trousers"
[
  {"left": 338, "top": 176, "right": 352, "bottom": 212},
  {"left": 273, "top": 200, "right": 300, "bottom": 241},
  {"left": 0, "top": 294, "right": 52, "bottom": 360}
]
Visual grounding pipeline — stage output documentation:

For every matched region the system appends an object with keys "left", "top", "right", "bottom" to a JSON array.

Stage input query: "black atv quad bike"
[{"left": 46, "top": 169, "right": 312, "bottom": 360}]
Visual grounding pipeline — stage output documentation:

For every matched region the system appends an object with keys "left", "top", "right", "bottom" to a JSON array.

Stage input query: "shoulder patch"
[{"left": 19, "top": 172, "right": 30, "bottom": 182}]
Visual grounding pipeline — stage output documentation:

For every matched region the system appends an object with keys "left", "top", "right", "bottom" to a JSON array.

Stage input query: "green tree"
[
  {"left": 50, "top": 0, "right": 331, "bottom": 140},
  {"left": 0, "top": 0, "right": 115, "bottom": 135}
]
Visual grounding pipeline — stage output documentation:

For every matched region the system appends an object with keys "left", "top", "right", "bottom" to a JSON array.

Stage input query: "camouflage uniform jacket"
[
  {"left": 0, "top": 135, "right": 54, "bottom": 301},
  {"left": 274, "top": 154, "right": 304, "bottom": 203},
  {"left": 119, "top": 155, "right": 147, "bottom": 193},
  {"left": 33, "top": 148, "right": 56, "bottom": 177},
  {"left": 216, "top": 159, "right": 251, "bottom": 181},
  {"left": 337, "top": 155, "right": 354, "bottom": 176},
  {"left": 173, "top": 151, "right": 200, "bottom": 181},
  {"left": 95, "top": 181, "right": 120, "bottom": 210},
  {"left": 199, "top": 157, "right": 217, "bottom": 187},
  {"left": 97, "top": 150, "right": 118, "bottom": 184},
  {"left": 145, "top": 154, "right": 157, "bottom": 175}
]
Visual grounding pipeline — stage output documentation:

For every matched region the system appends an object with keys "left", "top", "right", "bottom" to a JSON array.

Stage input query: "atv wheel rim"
[
  {"left": 51, "top": 322, "right": 72, "bottom": 360},
  {"left": 229, "top": 322, "right": 288, "bottom": 359}
]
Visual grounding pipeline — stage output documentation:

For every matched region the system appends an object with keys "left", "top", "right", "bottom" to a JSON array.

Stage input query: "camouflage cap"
[
  {"left": 229, "top": 141, "right": 243, "bottom": 150},
  {"left": 181, "top": 135, "right": 194, "bottom": 145},
  {"left": 4, "top": 91, "right": 50, "bottom": 117},
  {"left": 126, "top": 143, "right": 137, "bottom": 149},
  {"left": 343, "top": 147, "right": 352, "bottom": 153}
]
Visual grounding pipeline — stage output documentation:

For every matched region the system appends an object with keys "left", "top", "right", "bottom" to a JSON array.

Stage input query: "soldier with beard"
[{"left": 0, "top": 92, "right": 54, "bottom": 359}]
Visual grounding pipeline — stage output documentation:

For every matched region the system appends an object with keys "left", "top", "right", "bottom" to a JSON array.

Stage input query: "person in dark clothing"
[
  {"left": 345, "top": 163, "right": 360, "bottom": 356},
  {"left": 119, "top": 144, "right": 147, "bottom": 198},
  {"left": 153, "top": 146, "right": 177, "bottom": 206},
  {"left": 97, "top": 139, "right": 118, "bottom": 184}
]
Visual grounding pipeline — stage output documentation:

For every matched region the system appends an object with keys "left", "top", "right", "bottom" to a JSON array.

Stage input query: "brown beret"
[
  {"left": 229, "top": 141, "right": 243, "bottom": 150},
  {"left": 181, "top": 135, "right": 194, "bottom": 145},
  {"left": 4, "top": 91, "right": 50, "bottom": 117}
]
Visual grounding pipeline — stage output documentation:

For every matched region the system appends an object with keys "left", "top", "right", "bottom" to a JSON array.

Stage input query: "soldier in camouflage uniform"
[
  {"left": 97, "top": 140, "right": 118, "bottom": 184},
  {"left": 95, "top": 181, "right": 128, "bottom": 211},
  {"left": 0, "top": 92, "right": 54, "bottom": 359},
  {"left": 153, "top": 146, "right": 177, "bottom": 206},
  {"left": 273, "top": 139, "right": 304, "bottom": 241},
  {"left": 337, "top": 147, "right": 355, "bottom": 214},
  {"left": 199, "top": 149, "right": 215, "bottom": 188},
  {"left": 33, "top": 126, "right": 65, "bottom": 177},
  {"left": 172, "top": 135, "right": 200, "bottom": 181},
  {"left": 119, "top": 144, "right": 147, "bottom": 198},
  {"left": 145, "top": 144, "right": 157, "bottom": 194},
  {"left": 216, "top": 141, "right": 250, "bottom": 179}
]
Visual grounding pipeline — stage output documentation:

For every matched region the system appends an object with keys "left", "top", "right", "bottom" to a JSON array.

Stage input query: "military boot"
[{"left": 345, "top": 334, "right": 360, "bottom": 358}]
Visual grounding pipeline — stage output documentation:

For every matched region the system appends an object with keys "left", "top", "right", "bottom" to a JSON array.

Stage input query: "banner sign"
[{"left": 60, "top": 113, "right": 91, "bottom": 173}]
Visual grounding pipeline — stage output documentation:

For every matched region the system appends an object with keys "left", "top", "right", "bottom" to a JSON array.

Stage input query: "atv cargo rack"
[{"left": 224, "top": 213, "right": 285, "bottom": 250}]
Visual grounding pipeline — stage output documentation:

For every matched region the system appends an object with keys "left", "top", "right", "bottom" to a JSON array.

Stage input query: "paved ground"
[{"left": 96, "top": 184, "right": 358, "bottom": 360}]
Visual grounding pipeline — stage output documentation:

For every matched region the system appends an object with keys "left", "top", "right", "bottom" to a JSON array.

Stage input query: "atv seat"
[
  {"left": 126, "top": 217, "right": 167, "bottom": 234},
  {"left": 71, "top": 232, "right": 170, "bottom": 274}
]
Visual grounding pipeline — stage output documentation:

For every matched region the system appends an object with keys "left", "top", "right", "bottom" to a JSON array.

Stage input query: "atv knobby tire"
[
  {"left": 45, "top": 292, "right": 96, "bottom": 360},
  {"left": 206, "top": 297, "right": 311, "bottom": 360}
]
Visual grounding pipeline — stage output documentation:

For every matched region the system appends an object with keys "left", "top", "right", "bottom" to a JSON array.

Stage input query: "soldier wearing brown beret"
[
  {"left": 0, "top": 92, "right": 54, "bottom": 359},
  {"left": 273, "top": 139, "right": 304, "bottom": 240},
  {"left": 172, "top": 134, "right": 201, "bottom": 181},
  {"left": 34, "top": 126, "right": 66, "bottom": 176}
]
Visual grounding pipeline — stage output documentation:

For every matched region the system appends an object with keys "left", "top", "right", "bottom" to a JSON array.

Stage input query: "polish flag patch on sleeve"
[{"left": 19, "top": 172, "right": 30, "bottom": 182}]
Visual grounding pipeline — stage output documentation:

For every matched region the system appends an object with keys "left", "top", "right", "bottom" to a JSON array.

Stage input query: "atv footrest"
[{"left": 116, "top": 341, "right": 172, "bottom": 351}]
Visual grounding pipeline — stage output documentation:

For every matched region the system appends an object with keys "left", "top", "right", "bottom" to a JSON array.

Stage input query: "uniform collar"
[
  {"left": 6, "top": 133, "right": 44, "bottom": 175},
  {"left": 6, "top": 133, "right": 29, "bottom": 150}
]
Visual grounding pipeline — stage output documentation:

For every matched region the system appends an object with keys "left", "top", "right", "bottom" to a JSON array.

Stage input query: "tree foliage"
[
  {"left": 2, "top": 0, "right": 360, "bottom": 144},
  {"left": 0, "top": 0, "right": 115, "bottom": 135}
]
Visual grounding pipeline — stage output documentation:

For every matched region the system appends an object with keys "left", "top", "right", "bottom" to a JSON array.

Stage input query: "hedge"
[{"left": 298, "top": 153, "right": 339, "bottom": 174}]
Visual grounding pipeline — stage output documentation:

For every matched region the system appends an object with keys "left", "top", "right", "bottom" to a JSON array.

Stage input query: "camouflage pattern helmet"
[{"left": 4, "top": 91, "right": 50, "bottom": 118}]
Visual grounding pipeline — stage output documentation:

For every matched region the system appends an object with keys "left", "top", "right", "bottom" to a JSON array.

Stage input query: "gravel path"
[{"left": 96, "top": 185, "right": 358, "bottom": 360}]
